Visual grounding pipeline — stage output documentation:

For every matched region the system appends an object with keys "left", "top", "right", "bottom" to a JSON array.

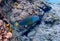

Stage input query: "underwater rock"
[
  {"left": 38, "top": 2, "right": 52, "bottom": 12},
  {"left": 43, "top": 13, "right": 59, "bottom": 26},
  {"left": 0, "top": 0, "right": 55, "bottom": 41}
]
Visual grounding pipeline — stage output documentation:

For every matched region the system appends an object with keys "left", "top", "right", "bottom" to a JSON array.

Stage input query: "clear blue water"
[{"left": 45, "top": 0, "right": 60, "bottom": 4}]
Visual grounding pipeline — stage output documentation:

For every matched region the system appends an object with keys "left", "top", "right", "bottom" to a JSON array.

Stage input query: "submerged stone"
[{"left": 39, "top": 2, "right": 52, "bottom": 12}]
